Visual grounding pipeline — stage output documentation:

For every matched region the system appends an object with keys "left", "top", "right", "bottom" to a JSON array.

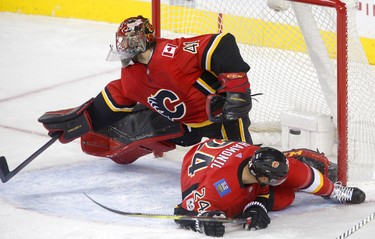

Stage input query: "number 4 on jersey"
[{"left": 188, "top": 152, "right": 214, "bottom": 177}]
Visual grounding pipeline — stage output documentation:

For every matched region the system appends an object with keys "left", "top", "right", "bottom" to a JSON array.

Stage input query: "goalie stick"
[
  {"left": 84, "top": 193, "right": 246, "bottom": 223},
  {"left": 0, "top": 132, "right": 61, "bottom": 183}
]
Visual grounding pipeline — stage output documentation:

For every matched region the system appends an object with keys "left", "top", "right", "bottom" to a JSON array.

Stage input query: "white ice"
[{"left": 0, "top": 12, "right": 374, "bottom": 239}]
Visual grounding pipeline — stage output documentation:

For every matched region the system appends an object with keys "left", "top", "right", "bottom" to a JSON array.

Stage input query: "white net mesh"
[{"left": 158, "top": 0, "right": 375, "bottom": 183}]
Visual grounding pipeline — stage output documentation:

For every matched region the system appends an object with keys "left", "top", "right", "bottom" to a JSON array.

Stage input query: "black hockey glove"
[
  {"left": 206, "top": 92, "right": 251, "bottom": 122},
  {"left": 38, "top": 98, "right": 94, "bottom": 143},
  {"left": 174, "top": 205, "right": 226, "bottom": 237},
  {"left": 241, "top": 201, "right": 270, "bottom": 230},
  {"left": 207, "top": 72, "right": 252, "bottom": 123},
  {"left": 195, "top": 211, "right": 226, "bottom": 237}
]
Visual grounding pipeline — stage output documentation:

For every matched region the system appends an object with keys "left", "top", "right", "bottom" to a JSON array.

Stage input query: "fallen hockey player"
[{"left": 173, "top": 139, "right": 366, "bottom": 237}]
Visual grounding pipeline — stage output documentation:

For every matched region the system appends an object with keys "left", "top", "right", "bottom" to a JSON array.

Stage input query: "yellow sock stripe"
[
  {"left": 238, "top": 118, "right": 246, "bottom": 142},
  {"left": 301, "top": 167, "right": 324, "bottom": 194},
  {"left": 221, "top": 124, "right": 228, "bottom": 140}
]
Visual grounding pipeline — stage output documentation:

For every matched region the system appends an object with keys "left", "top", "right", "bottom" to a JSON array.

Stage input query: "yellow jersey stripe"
[
  {"left": 205, "top": 33, "right": 227, "bottom": 72},
  {"left": 196, "top": 78, "right": 216, "bottom": 94},
  {"left": 101, "top": 89, "right": 134, "bottom": 113}
]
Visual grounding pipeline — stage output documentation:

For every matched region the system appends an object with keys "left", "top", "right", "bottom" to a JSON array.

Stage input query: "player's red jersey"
[
  {"left": 179, "top": 139, "right": 335, "bottom": 217},
  {"left": 180, "top": 139, "right": 262, "bottom": 217},
  {"left": 100, "top": 33, "right": 250, "bottom": 127}
]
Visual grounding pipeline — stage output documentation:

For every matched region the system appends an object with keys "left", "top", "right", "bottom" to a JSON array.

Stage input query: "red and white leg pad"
[{"left": 81, "top": 131, "right": 177, "bottom": 164}]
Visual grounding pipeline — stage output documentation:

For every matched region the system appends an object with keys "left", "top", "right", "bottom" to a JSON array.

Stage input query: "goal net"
[{"left": 152, "top": 0, "right": 375, "bottom": 184}]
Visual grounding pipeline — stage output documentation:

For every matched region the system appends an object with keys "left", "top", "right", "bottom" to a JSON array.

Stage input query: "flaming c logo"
[{"left": 147, "top": 89, "right": 186, "bottom": 121}]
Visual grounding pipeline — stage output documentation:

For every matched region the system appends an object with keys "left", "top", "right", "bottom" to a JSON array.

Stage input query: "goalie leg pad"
[
  {"left": 81, "top": 132, "right": 176, "bottom": 164},
  {"left": 81, "top": 109, "right": 184, "bottom": 164},
  {"left": 284, "top": 148, "right": 337, "bottom": 182}
]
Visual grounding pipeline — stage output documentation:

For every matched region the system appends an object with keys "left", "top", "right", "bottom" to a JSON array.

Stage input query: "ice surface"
[{"left": 0, "top": 12, "right": 374, "bottom": 239}]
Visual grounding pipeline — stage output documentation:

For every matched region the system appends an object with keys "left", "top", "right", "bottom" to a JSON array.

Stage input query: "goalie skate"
[{"left": 325, "top": 182, "right": 366, "bottom": 204}]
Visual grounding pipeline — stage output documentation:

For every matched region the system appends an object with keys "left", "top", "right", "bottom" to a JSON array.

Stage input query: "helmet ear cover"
[{"left": 249, "top": 147, "right": 289, "bottom": 186}]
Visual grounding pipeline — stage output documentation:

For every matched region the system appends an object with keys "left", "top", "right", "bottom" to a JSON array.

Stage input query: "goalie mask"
[
  {"left": 106, "top": 15, "right": 155, "bottom": 67},
  {"left": 249, "top": 147, "right": 289, "bottom": 186}
]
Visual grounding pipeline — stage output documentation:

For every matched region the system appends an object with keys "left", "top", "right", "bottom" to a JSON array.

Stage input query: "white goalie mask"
[{"left": 106, "top": 16, "right": 155, "bottom": 67}]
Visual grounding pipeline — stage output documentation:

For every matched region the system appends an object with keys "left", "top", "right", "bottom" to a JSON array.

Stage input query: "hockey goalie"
[{"left": 38, "top": 15, "right": 254, "bottom": 164}]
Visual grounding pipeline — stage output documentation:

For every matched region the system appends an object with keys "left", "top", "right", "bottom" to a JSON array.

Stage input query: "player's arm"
[
  {"left": 38, "top": 79, "right": 136, "bottom": 143},
  {"left": 202, "top": 33, "right": 250, "bottom": 74},
  {"left": 174, "top": 184, "right": 226, "bottom": 237},
  {"left": 202, "top": 33, "right": 252, "bottom": 122},
  {"left": 89, "top": 80, "right": 137, "bottom": 131},
  {"left": 175, "top": 173, "right": 227, "bottom": 236}
]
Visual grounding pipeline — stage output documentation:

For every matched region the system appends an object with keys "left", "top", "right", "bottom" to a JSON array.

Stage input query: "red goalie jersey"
[
  {"left": 179, "top": 139, "right": 335, "bottom": 217},
  {"left": 94, "top": 33, "right": 250, "bottom": 128}
]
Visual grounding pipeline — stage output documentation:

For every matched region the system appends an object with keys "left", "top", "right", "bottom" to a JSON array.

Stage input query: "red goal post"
[{"left": 151, "top": 0, "right": 375, "bottom": 185}]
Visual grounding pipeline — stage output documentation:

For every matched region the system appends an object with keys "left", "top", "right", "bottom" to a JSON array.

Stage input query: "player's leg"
[
  {"left": 283, "top": 157, "right": 334, "bottom": 196},
  {"left": 283, "top": 158, "right": 365, "bottom": 204},
  {"left": 222, "top": 116, "right": 252, "bottom": 143},
  {"left": 170, "top": 123, "right": 223, "bottom": 146},
  {"left": 270, "top": 187, "right": 295, "bottom": 211}
]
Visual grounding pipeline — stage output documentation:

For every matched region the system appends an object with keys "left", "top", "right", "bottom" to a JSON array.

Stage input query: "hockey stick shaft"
[
  {"left": 0, "top": 132, "right": 61, "bottom": 183},
  {"left": 84, "top": 193, "right": 246, "bottom": 224},
  {"left": 336, "top": 212, "right": 375, "bottom": 239}
]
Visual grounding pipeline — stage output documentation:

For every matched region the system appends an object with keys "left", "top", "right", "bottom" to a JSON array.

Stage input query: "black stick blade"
[
  {"left": 0, "top": 156, "right": 10, "bottom": 183},
  {"left": 0, "top": 133, "right": 61, "bottom": 183}
]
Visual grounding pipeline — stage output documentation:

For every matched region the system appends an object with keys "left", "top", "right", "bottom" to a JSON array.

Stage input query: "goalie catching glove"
[
  {"left": 38, "top": 98, "right": 94, "bottom": 143},
  {"left": 241, "top": 201, "right": 270, "bottom": 230},
  {"left": 206, "top": 72, "right": 252, "bottom": 122}
]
